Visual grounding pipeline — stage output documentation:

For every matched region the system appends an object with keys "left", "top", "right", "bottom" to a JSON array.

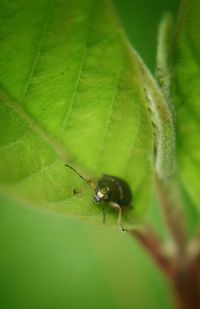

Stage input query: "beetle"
[{"left": 65, "top": 165, "right": 132, "bottom": 231}]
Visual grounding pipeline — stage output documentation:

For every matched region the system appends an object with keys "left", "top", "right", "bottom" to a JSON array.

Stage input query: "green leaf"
[
  {"left": 172, "top": 0, "right": 200, "bottom": 212},
  {"left": 0, "top": 0, "right": 154, "bottom": 227}
]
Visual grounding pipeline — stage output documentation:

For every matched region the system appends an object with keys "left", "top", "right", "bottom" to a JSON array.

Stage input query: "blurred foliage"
[
  {"left": 0, "top": 196, "right": 172, "bottom": 309},
  {"left": 0, "top": 0, "right": 181, "bottom": 309},
  {"left": 172, "top": 0, "right": 200, "bottom": 216},
  {"left": 115, "top": 0, "right": 179, "bottom": 71}
]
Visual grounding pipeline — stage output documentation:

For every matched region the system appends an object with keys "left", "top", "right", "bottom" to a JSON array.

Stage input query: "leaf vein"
[
  {"left": 96, "top": 60, "right": 124, "bottom": 164},
  {"left": 0, "top": 87, "right": 70, "bottom": 161},
  {"left": 61, "top": 0, "right": 96, "bottom": 131},
  {"left": 0, "top": 133, "right": 26, "bottom": 152},
  {"left": 20, "top": 0, "right": 54, "bottom": 101},
  {"left": 14, "top": 159, "right": 58, "bottom": 184}
]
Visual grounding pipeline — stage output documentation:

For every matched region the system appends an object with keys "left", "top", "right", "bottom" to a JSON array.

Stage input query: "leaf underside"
[
  {"left": 0, "top": 0, "right": 153, "bottom": 227},
  {"left": 172, "top": 0, "right": 200, "bottom": 213}
]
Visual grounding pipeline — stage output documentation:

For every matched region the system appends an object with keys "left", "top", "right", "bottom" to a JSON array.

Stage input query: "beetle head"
[{"left": 94, "top": 185, "right": 111, "bottom": 203}]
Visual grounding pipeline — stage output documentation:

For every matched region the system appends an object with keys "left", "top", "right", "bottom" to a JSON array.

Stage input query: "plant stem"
[
  {"left": 172, "top": 264, "right": 200, "bottom": 309},
  {"left": 130, "top": 226, "right": 200, "bottom": 309},
  {"left": 154, "top": 175, "right": 200, "bottom": 308},
  {"left": 129, "top": 228, "right": 174, "bottom": 276},
  {"left": 155, "top": 175, "right": 187, "bottom": 264}
]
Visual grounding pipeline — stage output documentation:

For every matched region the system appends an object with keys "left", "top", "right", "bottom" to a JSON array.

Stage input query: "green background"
[{"left": 0, "top": 0, "right": 179, "bottom": 308}]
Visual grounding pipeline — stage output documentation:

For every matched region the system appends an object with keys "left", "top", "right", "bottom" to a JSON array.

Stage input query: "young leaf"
[
  {"left": 172, "top": 0, "right": 200, "bottom": 212},
  {"left": 0, "top": 0, "right": 154, "bottom": 227}
]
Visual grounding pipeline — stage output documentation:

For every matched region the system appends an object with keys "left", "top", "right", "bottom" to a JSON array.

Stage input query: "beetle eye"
[
  {"left": 94, "top": 194, "right": 101, "bottom": 202},
  {"left": 103, "top": 193, "right": 109, "bottom": 200}
]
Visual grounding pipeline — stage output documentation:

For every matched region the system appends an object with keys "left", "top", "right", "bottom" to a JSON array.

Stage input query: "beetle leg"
[
  {"left": 102, "top": 205, "right": 106, "bottom": 224},
  {"left": 108, "top": 201, "right": 120, "bottom": 209},
  {"left": 108, "top": 202, "right": 128, "bottom": 232},
  {"left": 118, "top": 207, "right": 128, "bottom": 232}
]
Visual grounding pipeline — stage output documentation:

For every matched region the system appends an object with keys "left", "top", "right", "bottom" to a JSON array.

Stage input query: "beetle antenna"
[{"left": 65, "top": 164, "right": 93, "bottom": 189}]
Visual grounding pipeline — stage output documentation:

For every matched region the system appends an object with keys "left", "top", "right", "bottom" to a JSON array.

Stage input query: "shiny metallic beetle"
[{"left": 65, "top": 165, "right": 132, "bottom": 231}]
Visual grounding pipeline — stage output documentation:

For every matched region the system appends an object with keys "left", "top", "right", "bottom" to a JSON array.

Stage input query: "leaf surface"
[
  {"left": 172, "top": 0, "right": 200, "bottom": 212},
  {"left": 0, "top": 0, "right": 153, "bottom": 226}
]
